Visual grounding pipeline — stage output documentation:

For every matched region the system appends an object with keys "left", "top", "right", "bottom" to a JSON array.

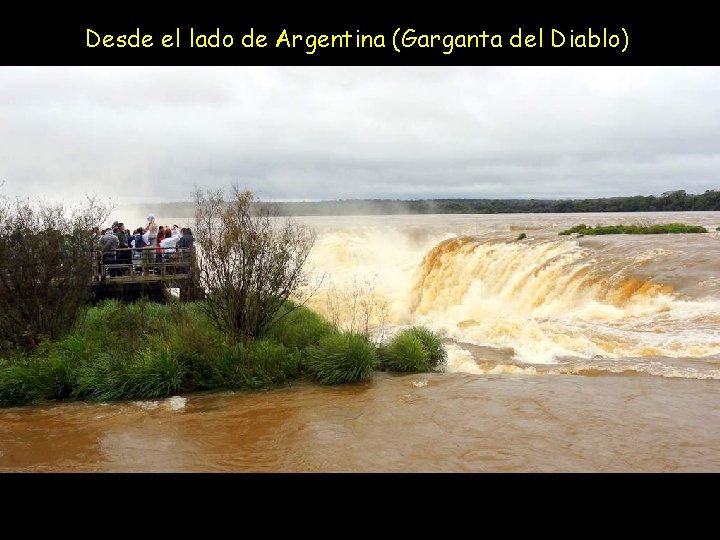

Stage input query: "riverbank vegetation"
[
  {"left": 130, "top": 188, "right": 720, "bottom": 216},
  {"left": 193, "top": 187, "right": 316, "bottom": 342},
  {"left": 0, "top": 300, "right": 445, "bottom": 407},
  {"left": 559, "top": 223, "right": 708, "bottom": 236},
  {"left": 0, "top": 196, "right": 111, "bottom": 353},
  {"left": 0, "top": 183, "right": 445, "bottom": 408}
]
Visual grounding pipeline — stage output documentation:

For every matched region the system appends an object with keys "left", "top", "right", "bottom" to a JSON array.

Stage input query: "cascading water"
[{"left": 304, "top": 216, "right": 720, "bottom": 377}]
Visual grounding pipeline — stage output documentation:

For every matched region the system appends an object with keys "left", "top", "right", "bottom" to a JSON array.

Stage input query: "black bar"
[{"left": 2, "top": 8, "right": 716, "bottom": 66}]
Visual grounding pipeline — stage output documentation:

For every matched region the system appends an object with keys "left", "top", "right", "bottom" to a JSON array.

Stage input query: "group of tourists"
[{"left": 97, "top": 214, "right": 195, "bottom": 277}]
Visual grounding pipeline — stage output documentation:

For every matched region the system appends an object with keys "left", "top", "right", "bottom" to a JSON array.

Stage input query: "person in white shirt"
[{"left": 160, "top": 228, "right": 179, "bottom": 263}]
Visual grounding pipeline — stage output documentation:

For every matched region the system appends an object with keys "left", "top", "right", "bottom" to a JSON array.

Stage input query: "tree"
[
  {"left": 193, "top": 186, "right": 316, "bottom": 342},
  {"left": 0, "top": 195, "right": 111, "bottom": 353}
]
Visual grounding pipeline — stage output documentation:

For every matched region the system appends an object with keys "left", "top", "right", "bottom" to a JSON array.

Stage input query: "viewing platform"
[{"left": 91, "top": 247, "right": 204, "bottom": 302}]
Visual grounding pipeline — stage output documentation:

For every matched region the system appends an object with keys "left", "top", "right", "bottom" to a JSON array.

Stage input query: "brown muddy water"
[{"left": 2, "top": 212, "right": 720, "bottom": 471}]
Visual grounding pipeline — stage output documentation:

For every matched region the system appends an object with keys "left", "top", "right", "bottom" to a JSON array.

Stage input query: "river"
[{"left": 2, "top": 211, "right": 719, "bottom": 471}]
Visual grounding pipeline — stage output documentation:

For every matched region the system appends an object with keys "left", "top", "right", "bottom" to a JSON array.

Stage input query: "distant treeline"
[{"left": 139, "top": 190, "right": 720, "bottom": 217}]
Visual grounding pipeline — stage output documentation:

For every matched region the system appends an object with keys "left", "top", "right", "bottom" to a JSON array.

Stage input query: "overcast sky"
[{"left": 0, "top": 66, "right": 718, "bottom": 204}]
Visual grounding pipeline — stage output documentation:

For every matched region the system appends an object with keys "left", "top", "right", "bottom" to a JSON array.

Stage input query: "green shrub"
[
  {"left": 559, "top": 224, "right": 588, "bottom": 235},
  {"left": 0, "top": 197, "right": 111, "bottom": 354},
  {"left": 305, "top": 333, "right": 376, "bottom": 385},
  {"left": 231, "top": 339, "right": 300, "bottom": 389},
  {"left": 32, "top": 329, "right": 113, "bottom": 400},
  {"left": 167, "top": 306, "right": 226, "bottom": 391},
  {"left": 72, "top": 354, "right": 126, "bottom": 401},
  {"left": 0, "top": 299, "right": 361, "bottom": 407},
  {"left": 406, "top": 327, "right": 447, "bottom": 368},
  {"left": 0, "top": 362, "right": 40, "bottom": 406},
  {"left": 560, "top": 223, "right": 707, "bottom": 236},
  {"left": 123, "top": 345, "right": 186, "bottom": 399},
  {"left": 516, "top": 232, "right": 527, "bottom": 241},
  {"left": 381, "top": 331, "right": 431, "bottom": 373},
  {"left": 267, "top": 303, "right": 337, "bottom": 351},
  {"left": 36, "top": 350, "right": 81, "bottom": 400},
  {"left": 180, "top": 346, "right": 232, "bottom": 391},
  {"left": 76, "top": 299, "right": 170, "bottom": 360},
  {"left": 73, "top": 346, "right": 185, "bottom": 402}
]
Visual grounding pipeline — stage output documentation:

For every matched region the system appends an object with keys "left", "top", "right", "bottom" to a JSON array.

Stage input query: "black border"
[{"left": 3, "top": 8, "right": 715, "bottom": 65}]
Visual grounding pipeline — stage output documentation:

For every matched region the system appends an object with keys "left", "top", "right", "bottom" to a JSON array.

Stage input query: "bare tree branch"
[
  {"left": 0, "top": 195, "right": 112, "bottom": 353},
  {"left": 193, "top": 186, "right": 316, "bottom": 342}
]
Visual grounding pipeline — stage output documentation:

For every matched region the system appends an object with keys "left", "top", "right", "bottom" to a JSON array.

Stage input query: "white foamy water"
[
  {"left": 133, "top": 396, "right": 187, "bottom": 411},
  {"left": 302, "top": 212, "right": 720, "bottom": 377},
  {"left": 445, "top": 343, "right": 539, "bottom": 375}
]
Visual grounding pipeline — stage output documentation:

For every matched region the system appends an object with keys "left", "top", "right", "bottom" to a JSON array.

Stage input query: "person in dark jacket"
[
  {"left": 115, "top": 223, "right": 131, "bottom": 274},
  {"left": 175, "top": 227, "right": 195, "bottom": 250},
  {"left": 99, "top": 228, "right": 119, "bottom": 277},
  {"left": 133, "top": 227, "right": 147, "bottom": 273},
  {"left": 175, "top": 228, "right": 195, "bottom": 273}
]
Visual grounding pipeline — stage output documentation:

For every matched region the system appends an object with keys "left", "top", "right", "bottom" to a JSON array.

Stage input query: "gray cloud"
[{"left": 0, "top": 66, "right": 718, "bottom": 204}]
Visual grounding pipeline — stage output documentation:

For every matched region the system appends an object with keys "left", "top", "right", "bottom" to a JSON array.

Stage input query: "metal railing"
[{"left": 95, "top": 247, "right": 196, "bottom": 281}]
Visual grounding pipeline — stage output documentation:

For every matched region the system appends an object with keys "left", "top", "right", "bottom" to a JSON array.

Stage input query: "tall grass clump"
[
  {"left": 267, "top": 302, "right": 337, "bottom": 351},
  {"left": 380, "top": 331, "right": 431, "bottom": 373},
  {"left": 230, "top": 339, "right": 301, "bottom": 389},
  {"left": 72, "top": 345, "right": 185, "bottom": 402},
  {"left": 71, "top": 353, "right": 126, "bottom": 401},
  {"left": 122, "top": 345, "right": 186, "bottom": 399},
  {"left": 165, "top": 302, "right": 227, "bottom": 391},
  {"left": 0, "top": 361, "right": 40, "bottom": 406},
  {"left": 34, "top": 335, "right": 94, "bottom": 399},
  {"left": 4, "top": 299, "right": 228, "bottom": 403},
  {"left": 77, "top": 299, "right": 170, "bottom": 360},
  {"left": 305, "top": 333, "right": 376, "bottom": 385},
  {"left": 405, "top": 327, "right": 447, "bottom": 369}
]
